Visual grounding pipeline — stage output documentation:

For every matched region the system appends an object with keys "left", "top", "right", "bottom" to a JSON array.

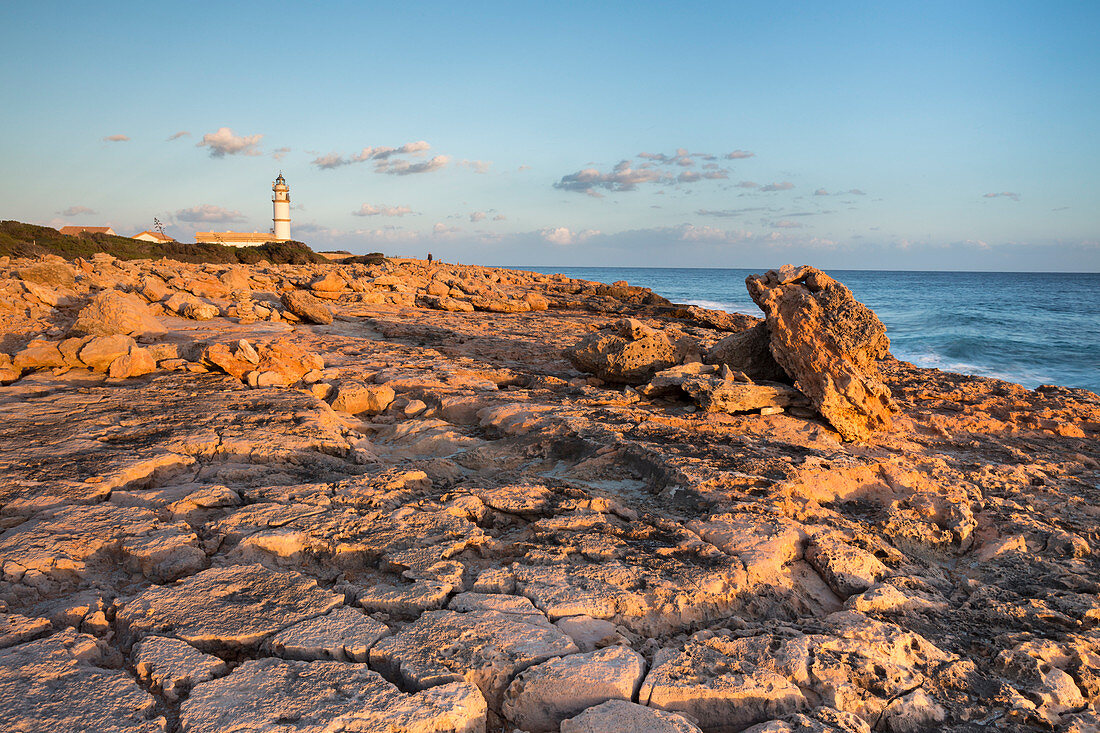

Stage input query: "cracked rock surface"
[{"left": 0, "top": 254, "right": 1097, "bottom": 731}]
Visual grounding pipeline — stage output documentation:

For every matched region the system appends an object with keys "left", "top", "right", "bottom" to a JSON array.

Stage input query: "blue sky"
[{"left": 1, "top": 2, "right": 1097, "bottom": 270}]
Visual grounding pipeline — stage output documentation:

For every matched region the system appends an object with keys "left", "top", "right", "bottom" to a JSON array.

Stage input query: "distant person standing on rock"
[{"left": 427, "top": 253, "right": 433, "bottom": 263}]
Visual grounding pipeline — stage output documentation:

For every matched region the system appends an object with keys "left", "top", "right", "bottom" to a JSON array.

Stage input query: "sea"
[{"left": 525, "top": 267, "right": 1100, "bottom": 394}]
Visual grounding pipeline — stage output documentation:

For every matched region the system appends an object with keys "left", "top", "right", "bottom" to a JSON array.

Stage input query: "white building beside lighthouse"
[{"left": 195, "top": 173, "right": 292, "bottom": 247}]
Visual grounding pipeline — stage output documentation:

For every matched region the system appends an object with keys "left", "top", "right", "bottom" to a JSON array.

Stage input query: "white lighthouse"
[{"left": 272, "top": 173, "right": 291, "bottom": 241}]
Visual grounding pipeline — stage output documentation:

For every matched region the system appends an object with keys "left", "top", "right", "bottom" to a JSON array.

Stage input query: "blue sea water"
[{"left": 526, "top": 267, "right": 1100, "bottom": 394}]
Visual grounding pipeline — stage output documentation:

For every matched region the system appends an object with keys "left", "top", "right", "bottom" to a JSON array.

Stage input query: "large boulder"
[
  {"left": 69, "top": 289, "right": 166, "bottom": 337},
  {"left": 281, "top": 290, "right": 333, "bottom": 324},
  {"left": 746, "top": 265, "right": 894, "bottom": 441},
  {"left": 565, "top": 318, "right": 679, "bottom": 384}
]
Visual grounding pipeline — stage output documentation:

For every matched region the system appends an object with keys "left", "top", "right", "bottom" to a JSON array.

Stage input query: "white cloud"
[
  {"left": 377, "top": 155, "right": 451, "bottom": 176},
  {"left": 59, "top": 205, "right": 97, "bottom": 216},
  {"left": 458, "top": 159, "right": 492, "bottom": 174},
  {"left": 167, "top": 131, "right": 190, "bottom": 141},
  {"left": 175, "top": 204, "right": 246, "bottom": 222},
  {"left": 736, "top": 181, "right": 759, "bottom": 189},
  {"left": 433, "top": 222, "right": 462, "bottom": 236},
  {"left": 770, "top": 220, "right": 804, "bottom": 229},
  {"left": 676, "top": 224, "right": 752, "bottom": 242},
  {"left": 353, "top": 141, "right": 431, "bottom": 162},
  {"left": 469, "top": 211, "right": 486, "bottom": 222},
  {"left": 540, "top": 227, "right": 600, "bottom": 245},
  {"left": 555, "top": 161, "right": 662, "bottom": 193},
  {"left": 696, "top": 207, "right": 767, "bottom": 217},
  {"left": 312, "top": 153, "right": 348, "bottom": 169},
  {"left": 271, "top": 146, "right": 291, "bottom": 160},
  {"left": 847, "top": 188, "right": 866, "bottom": 195},
  {"left": 197, "top": 127, "right": 263, "bottom": 157},
  {"left": 678, "top": 170, "right": 727, "bottom": 183},
  {"left": 760, "top": 181, "right": 795, "bottom": 192},
  {"left": 493, "top": 214, "right": 507, "bottom": 221},
  {"left": 103, "top": 134, "right": 129, "bottom": 142},
  {"left": 814, "top": 188, "right": 829, "bottom": 196},
  {"left": 983, "top": 191, "right": 1020, "bottom": 201},
  {"left": 352, "top": 204, "right": 414, "bottom": 217},
  {"left": 725, "top": 150, "right": 754, "bottom": 159}
]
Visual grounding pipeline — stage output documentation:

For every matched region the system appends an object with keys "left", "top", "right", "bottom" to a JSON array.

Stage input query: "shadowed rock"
[{"left": 706, "top": 322, "right": 789, "bottom": 383}]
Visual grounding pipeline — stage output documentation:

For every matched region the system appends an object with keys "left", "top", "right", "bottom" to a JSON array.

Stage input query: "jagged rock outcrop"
[
  {"left": 746, "top": 265, "right": 895, "bottom": 440},
  {"left": 565, "top": 318, "right": 680, "bottom": 383}
]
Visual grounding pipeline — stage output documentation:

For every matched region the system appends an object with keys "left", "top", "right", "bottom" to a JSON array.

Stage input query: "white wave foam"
[
  {"left": 894, "top": 348, "right": 1044, "bottom": 388},
  {"left": 680, "top": 299, "right": 758, "bottom": 316}
]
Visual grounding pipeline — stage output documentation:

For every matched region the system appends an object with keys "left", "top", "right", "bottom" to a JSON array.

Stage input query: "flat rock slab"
[
  {"left": 358, "top": 580, "right": 452, "bottom": 615},
  {"left": 641, "top": 634, "right": 809, "bottom": 732},
  {"left": 133, "top": 635, "right": 228, "bottom": 702},
  {"left": 0, "top": 612, "right": 51, "bottom": 648},
  {"left": 502, "top": 645, "right": 647, "bottom": 732},
  {"left": 562, "top": 700, "right": 703, "bottom": 733},
  {"left": 0, "top": 504, "right": 204, "bottom": 584},
  {"left": 116, "top": 564, "right": 344, "bottom": 652},
  {"left": 264, "top": 606, "right": 389, "bottom": 662},
  {"left": 0, "top": 628, "right": 164, "bottom": 732},
  {"left": 370, "top": 608, "right": 579, "bottom": 708},
  {"left": 180, "top": 658, "right": 486, "bottom": 733}
]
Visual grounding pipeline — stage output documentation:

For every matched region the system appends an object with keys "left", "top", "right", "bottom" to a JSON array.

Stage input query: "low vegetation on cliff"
[{"left": 0, "top": 220, "right": 327, "bottom": 265}]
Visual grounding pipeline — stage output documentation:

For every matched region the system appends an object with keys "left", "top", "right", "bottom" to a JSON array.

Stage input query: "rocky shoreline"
[{"left": 0, "top": 254, "right": 1097, "bottom": 732}]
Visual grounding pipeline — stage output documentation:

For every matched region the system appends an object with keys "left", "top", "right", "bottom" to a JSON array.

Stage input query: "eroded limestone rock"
[
  {"left": 502, "top": 645, "right": 647, "bottom": 732},
  {"left": 746, "top": 266, "right": 894, "bottom": 440},
  {"left": 565, "top": 318, "right": 680, "bottom": 383},
  {"left": 116, "top": 564, "right": 344, "bottom": 652},
  {"left": 370, "top": 608, "right": 578, "bottom": 708},
  {"left": 0, "top": 629, "right": 163, "bottom": 732},
  {"left": 561, "top": 699, "right": 703, "bottom": 733},
  {"left": 133, "top": 635, "right": 228, "bottom": 702},
  {"left": 180, "top": 658, "right": 486, "bottom": 733},
  {"left": 70, "top": 289, "right": 166, "bottom": 337},
  {"left": 263, "top": 606, "right": 388, "bottom": 662},
  {"left": 281, "top": 289, "right": 333, "bottom": 324}
]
